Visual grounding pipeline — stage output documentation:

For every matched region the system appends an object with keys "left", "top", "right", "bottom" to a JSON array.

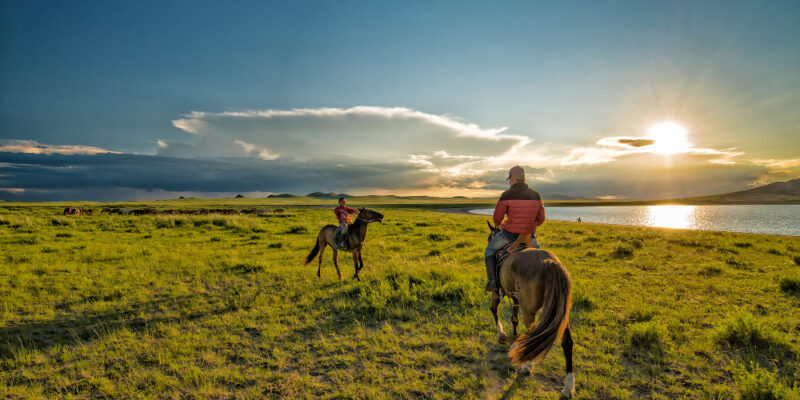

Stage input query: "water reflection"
[
  {"left": 471, "top": 205, "right": 800, "bottom": 236},
  {"left": 646, "top": 205, "right": 697, "bottom": 229}
]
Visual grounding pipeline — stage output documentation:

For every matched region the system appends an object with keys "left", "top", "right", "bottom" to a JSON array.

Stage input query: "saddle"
[
  {"left": 334, "top": 230, "right": 349, "bottom": 250},
  {"left": 494, "top": 233, "right": 535, "bottom": 280}
]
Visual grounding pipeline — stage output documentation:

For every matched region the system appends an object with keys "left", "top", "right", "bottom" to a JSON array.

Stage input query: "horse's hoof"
[
  {"left": 519, "top": 363, "right": 533, "bottom": 375},
  {"left": 497, "top": 333, "right": 507, "bottom": 344},
  {"left": 560, "top": 373, "right": 575, "bottom": 398}
]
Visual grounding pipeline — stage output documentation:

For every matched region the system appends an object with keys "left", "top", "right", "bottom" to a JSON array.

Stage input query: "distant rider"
[
  {"left": 334, "top": 197, "right": 359, "bottom": 247},
  {"left": 484, "top": 166, "right": 546, "bottom": 291}
]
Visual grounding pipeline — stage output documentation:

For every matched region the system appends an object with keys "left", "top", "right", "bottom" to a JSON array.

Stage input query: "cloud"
[
  {"left": 1, "top": 106, "right": 797, "bottom": 201},
  {"left": 617, "top": 138, "right": 655, "bottom": 148},
  {"left": 562, "top": 135, "right": 744, "bottom": 167},
  {"left": 165, "top": 106, "right": 528, "bottom": 167},
  {"left": 0, "top": 151, "right": 432, "bottom": 195},
  {"left": 748, "top": 158, "right": 800, "bottom": 186},
  {"left": 234, "top": 140, "right": 280, "bottom": 160},
  {"left": 0, "top": 140, "right": 120, "bottom": 155}
]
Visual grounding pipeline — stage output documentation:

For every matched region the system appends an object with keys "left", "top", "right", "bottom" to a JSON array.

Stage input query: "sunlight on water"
[
  {"left": 470, "top": 205, "right": 800, "bottom": 236},
  {"left": 645, "top": 205, "right": 697, "bottom": 229}
]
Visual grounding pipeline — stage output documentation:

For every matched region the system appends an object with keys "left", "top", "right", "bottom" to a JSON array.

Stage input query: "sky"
[{"left": 1, "top": 1, "right": 799, "bottom": 201}]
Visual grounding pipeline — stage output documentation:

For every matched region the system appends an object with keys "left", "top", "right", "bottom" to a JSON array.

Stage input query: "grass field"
[{"left": 1, "top": 205, "right": 799, "bottom": 399}]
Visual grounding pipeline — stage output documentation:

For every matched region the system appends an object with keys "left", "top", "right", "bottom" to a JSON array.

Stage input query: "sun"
[{"left": 647, "top": 120, "right": 689, "bottom": 155}]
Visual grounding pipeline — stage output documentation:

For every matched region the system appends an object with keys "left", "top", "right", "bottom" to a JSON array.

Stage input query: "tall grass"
[{"left": 0, "top": 205, "right": 798, "bottom": 399}]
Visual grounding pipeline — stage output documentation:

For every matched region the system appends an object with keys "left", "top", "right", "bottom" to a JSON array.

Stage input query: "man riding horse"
[{"left": 484, "top": 165, "right": 546, "bottom": 292}]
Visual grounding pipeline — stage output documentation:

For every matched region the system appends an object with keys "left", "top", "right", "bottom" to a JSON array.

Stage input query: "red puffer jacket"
[{"left": 493, "top": 183, "right": 546, "bottom": 234}]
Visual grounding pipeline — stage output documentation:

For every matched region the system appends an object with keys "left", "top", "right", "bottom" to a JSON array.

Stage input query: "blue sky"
[{"left": 1, "top": 1, "right": 799, "bottom": 200}]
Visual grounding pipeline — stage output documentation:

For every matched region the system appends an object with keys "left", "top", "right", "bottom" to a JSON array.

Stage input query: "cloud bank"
[{"left": 2, "top": 106, "right": 797, "bottom": 201}]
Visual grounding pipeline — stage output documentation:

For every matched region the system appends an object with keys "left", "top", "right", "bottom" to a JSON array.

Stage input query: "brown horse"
[
  {"left": 304, "top": 208, "right": 384, "bottom": 281},
  {"left": 486, "top": 221, "right": 575, "bottom": 398}
]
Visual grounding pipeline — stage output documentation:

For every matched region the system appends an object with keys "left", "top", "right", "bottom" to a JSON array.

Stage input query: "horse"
[
  {"left": 486, "top": 221, "right": 575, "bottom": 398},
  {"left": 304, "top": 208, "right": 384, "bottom": 281}
]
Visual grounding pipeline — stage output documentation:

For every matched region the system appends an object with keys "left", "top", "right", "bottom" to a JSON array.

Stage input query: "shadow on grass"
[
  {"left": 0, "top": 294, "right": 226, "bottom": 360},
  {"left": 498, "top": 372, "right": 533, "bottom": 400}
]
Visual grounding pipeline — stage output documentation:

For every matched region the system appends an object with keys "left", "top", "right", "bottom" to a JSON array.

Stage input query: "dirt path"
[{"left": 483, "top": 346, "right": 509, "bottom": 399}]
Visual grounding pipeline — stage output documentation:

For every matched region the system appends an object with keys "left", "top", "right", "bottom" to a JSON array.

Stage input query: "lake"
[{"left": 470, "top": 205, "right": 800, "bottom": 236}]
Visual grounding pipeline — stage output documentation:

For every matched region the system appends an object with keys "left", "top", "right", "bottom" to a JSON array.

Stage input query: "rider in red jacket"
[
  {"left": 484, "top": 166, "right": 546, "bottom": 291},
  {"left": 334, "top": 197, "right": 359, "bottom": 247}
]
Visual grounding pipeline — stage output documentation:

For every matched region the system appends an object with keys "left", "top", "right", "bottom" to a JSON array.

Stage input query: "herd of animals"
[{"left": 62, "top": 207, "right": 279, "bottom": 216}]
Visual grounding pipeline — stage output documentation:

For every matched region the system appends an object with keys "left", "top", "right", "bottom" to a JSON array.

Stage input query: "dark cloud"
[
  {"left": 617, "top": 138, "right": 655, "bottom": 148},
  {"left": 0, "top": 152, "right": 432, "bottom": 200}
]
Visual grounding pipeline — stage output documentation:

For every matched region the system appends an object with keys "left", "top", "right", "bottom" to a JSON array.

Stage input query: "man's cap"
[{"left": 507, "top": 165, "right": 525, "bottom": 181}]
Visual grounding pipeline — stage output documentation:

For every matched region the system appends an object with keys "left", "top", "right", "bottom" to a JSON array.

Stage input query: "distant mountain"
[
  {"left": 679, "top": 178, "right": 800, "bottom": 204},
  {"left": 267, "top": 193, "right": 299, "bottom": 198},
  {"left": 542, "top": 193, "right": 586, "bottom": 201},
  {"left": 307, "top": 192, "right": 352, "bottom": 199}
]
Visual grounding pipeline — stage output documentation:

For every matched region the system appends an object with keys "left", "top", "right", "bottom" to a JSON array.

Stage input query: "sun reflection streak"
[{"left": 646, "top": 205, "right": 697, "bottom": 229}]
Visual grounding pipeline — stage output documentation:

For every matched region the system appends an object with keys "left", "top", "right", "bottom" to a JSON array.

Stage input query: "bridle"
[{"left": 357, "top": 213, "right": 382, "bottom": 223}]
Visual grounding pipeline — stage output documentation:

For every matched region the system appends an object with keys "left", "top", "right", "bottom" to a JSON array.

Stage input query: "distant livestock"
[
  {"left": 67, "top": 207, "right": 272, "bottom": 216},
  {"left": 63, "top": 208, "right": 93, "bottom": 215}
]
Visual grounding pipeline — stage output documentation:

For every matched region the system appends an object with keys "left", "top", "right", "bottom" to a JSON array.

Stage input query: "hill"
[
  {"left": 542, "top": 193, "right": 586, "bottom": 201},
  {"left": 677, "top": 178, "right": 800, "bottom": 204},
  {"left": 267, "top": 193, "right": 300, "bottom": 198},
  {"left": 306, "top": 192, "right": 352, "bottom": 199}
]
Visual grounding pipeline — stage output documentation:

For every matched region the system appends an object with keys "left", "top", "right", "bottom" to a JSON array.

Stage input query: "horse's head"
[
  {"left": 486, "top": 220, "right": 500, "bottom": 242},
  {"left": 358, "top": 207, "right": 384, "bottom": 223}
]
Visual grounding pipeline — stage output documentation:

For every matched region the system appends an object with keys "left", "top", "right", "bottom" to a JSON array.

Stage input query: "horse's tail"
[
  {"left": 304, "top": 237, "right": 321, "bottom": 266},
  {"left": 509, "top": 259, "right": 572, "bottom": 367}
]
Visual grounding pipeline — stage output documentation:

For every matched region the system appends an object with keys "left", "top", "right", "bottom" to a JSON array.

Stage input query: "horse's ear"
[{"left": 487, "top": 220, "right": 495, "bottom": 231}]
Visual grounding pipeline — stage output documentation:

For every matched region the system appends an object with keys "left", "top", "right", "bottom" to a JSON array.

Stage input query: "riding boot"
[{"left": 485, "top": 256, "right": 499, "bottom": 292}]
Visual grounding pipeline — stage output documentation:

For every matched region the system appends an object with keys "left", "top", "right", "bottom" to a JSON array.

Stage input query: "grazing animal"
[
  {"left": 486, "top": 221, "right": 575, "bottom": 398},
  {"left": 63, "top": 207, "right": 80, "bottom": 216},
  {"left": 304, "top": 208, "right": 384, "bottom": 281}
]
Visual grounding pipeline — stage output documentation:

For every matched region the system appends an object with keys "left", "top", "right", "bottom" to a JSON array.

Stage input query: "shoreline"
[{"left": 436, "top": 207, "right": 800, "bottom": 238}]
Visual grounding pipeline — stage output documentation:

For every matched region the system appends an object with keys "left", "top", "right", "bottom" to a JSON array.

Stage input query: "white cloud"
[
  {"left": 234, "top": 139, "right": 280, "bottom": 160},
  {"left": 750, "top": 158, "right": 800, "bottom": 169},
  {"left": 164, "top": 106, "right": 526, "bottom": 174},
  {"left": 173, "top": 106, "right": 521, "bottom": 140},
  {"left": 258, "top": 148, "right": 280, "bottom": 161},
  {"left": 234, "top": 140, "right": 256, "bottom": 154},
  {"left": 0, "top": 140, "right": 119, "bottom": 155},
  {"left": 559, "top": 135, "right": 744, "bottom": 167}
]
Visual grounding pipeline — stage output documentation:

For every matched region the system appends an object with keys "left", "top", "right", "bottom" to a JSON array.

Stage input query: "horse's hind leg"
[
  {"left": 517, "top": 307, "right": 539, "bottom": 375},
  {"left": 332, "top": 249, "right": 342, "bottom": 280},
  {"left": 511, "top": 298, "right": 520, "bottom": 338},
  {"left": 355, "top": 251, "right": 364, "bottom": 281},
  {"left": 561, "top": 325, "right": 575, "bottom": 398},
  {"left": 317, "top": 240, "right": 326, "bottom": 278},
  {"left": 491, "top": 291, "right": 506, "bottom": 342},
  {"left": 352, "top": 252, "right": 360, "bottom": 281}
]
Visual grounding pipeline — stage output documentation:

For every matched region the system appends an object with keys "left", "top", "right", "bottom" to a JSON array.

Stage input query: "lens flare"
[{"left": 647, "top": 121, "right": 690, "bottom": 155}]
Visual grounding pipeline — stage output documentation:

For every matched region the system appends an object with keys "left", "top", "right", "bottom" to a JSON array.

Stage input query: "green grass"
[{"left": 1, "top": 206, "right": 799, "bottom": 399}]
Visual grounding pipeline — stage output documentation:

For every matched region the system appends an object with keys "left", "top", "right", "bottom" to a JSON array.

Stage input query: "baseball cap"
[{"left": 507, "top": 165, "right": 525, "bottom": 181}]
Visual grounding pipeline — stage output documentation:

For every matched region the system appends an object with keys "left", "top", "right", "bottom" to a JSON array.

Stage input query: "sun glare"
[{"left": 647, "top": 121, "right": 689, "bottom": 155}]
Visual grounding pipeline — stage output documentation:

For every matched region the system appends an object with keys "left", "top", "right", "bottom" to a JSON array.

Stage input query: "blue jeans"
[{"left": 484, "top": 229, "right": 540, "bottom": 258}]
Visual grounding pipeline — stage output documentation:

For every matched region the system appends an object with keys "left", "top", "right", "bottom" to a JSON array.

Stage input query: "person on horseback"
[
  {"left": 484, "top": 166, "right": 546, "bottom": 292},
  {"left": 334, "top": 197, "right": 359, "bottom": 248}
]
